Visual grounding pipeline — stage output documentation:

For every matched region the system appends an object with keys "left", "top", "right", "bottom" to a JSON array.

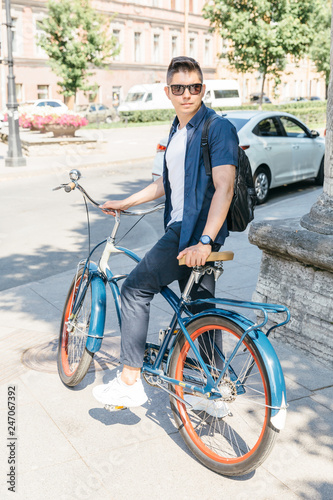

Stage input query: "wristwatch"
[{"left": 200, "top": 235, "right": 213, "bottom": 246}]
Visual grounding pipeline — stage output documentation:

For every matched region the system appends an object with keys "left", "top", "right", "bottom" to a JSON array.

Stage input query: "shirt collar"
[
  {"left": 186, "top": 102, "right": 208, "bottom": 130},
  {"left": 171, "top": 102, "right": 208, "bottom": 133}
]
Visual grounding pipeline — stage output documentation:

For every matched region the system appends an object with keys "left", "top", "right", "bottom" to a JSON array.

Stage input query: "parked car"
[
  {"left": 152, "top": 111, "right": 325, "bottom": 204},
  {"left": 204, "top": 79, "right": 241, "bottom": 108},
  {"left": 118, "top": 83, "right": 174, "bottom": 113},
  {"left": 310, "top": 96, "right": 322, "bottom": 101},
  {"left": 33, "top": 99, "right": 68, "bottom": 111},
  {"left": 250, "top": 93, "right": 272, "bottom": 104},
  {"left": 280, "top": 97, "right": 309, "bottom": 104},
  {"left": 76, "top": 103, "right": 116, "bottom": 123}
]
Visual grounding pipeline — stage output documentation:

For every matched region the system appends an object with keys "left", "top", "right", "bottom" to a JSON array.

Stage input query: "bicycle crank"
[{"left": 104, "top": 404, "right": 128, "bottom": 412}]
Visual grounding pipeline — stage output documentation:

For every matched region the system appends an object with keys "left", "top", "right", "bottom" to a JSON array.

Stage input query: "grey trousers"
[{"left": 120, "top": 222, "right": 218, "bottom": 368}]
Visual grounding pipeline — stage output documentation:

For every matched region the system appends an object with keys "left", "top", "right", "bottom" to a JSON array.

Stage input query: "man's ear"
[
  {"left": 165, "top": 86, "right": 171, "bottom": 100},
  {"left": 202, "top": 83, "right": 206, "bottom": 96}
]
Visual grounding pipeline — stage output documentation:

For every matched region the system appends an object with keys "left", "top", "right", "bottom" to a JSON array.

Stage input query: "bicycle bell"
[{"left": 69, "top": 169, "right": 81, "bottom": 182}]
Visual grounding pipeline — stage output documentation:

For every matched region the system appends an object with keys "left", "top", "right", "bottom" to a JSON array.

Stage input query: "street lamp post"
[{"left": 4, "top": 0, "right": 25, "bottom": 167}]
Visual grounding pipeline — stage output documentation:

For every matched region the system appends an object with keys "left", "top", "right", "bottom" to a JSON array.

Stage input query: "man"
[{"left": 93, "top": 56, "right": 238, "bottom": 410}]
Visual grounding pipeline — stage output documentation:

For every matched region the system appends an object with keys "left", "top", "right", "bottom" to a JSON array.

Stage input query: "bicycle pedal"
[{"left": 104, "top": 404, "right": 127, "bottom": 412}]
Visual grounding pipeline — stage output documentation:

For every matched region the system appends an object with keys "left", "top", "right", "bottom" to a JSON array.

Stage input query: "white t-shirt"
[{"left": 165, "top": 125, "right": 187, "bottom": 225}]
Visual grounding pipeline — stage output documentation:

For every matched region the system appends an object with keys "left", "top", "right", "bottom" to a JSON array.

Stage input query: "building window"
[
  {"left": 204, "top": 38, "right": 211, "bottom": 65},
  {"left": 11, "top": 17, "right": 18, "bottom": 53},
  {"left": 153, "top": 34, "right": 160, "bottom": 63},
  {"left": 112, "top": 29, "right": 121, "bottom": 61},
  {"left": 283, "top": 82, "right": 290, "bottom": 99},
  {"left": 171, "top": 35, "right": 179, "bottom": 58},
  {"left": 15, "top": 83, "right": 23, "bottom": 103},
  {"left": 221, "top": 38, "right": 229, "bottom": 58},
  {"left": 35, "top": 20, "right": 46, "bottom": 57},
  {"left": 112, "top": 86, "right": 121, "bottom": 108},
  {"left": 189, "top": 36, "right": 196, "bottom": 59},
  {"left": 134, "top": 32, "right": 142, "bottom": 62},
  {"left": 37, "top": 85, "right": 49, "bottom": 100}
]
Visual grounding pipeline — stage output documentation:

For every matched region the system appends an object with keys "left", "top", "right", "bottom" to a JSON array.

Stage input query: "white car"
[
  {"left": 33, "top": 99, "right": 68, "bottom": 112},
  {"left": 152, "top": 111, "right": 325, "bottom": 204}
]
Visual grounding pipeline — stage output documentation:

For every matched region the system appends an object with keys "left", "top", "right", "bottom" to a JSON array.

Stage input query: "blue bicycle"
[{"left": 55, "top": 170, "right": 290, "bottom": 477}]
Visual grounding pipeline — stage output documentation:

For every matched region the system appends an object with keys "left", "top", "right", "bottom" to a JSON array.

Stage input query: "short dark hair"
[{"left": 166, "top": 56, "right": 203, "bottom": 84}]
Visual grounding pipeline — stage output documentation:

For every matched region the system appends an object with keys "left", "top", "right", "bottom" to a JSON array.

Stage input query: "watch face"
[{"left": 200, "top": 235, "right": 211, "bottom": 245}]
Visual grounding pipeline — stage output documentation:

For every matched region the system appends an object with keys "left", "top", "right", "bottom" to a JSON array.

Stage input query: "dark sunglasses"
[{"left": 169, "top": 83, "right": 203, "bottom": 96}]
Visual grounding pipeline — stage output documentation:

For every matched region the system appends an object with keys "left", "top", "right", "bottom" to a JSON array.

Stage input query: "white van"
[
  {"left": 118, "top": 83, "right": 174, "bottom": 112},
  {"left": 203, "top": 80, "right": 241, "bottom": 108}
]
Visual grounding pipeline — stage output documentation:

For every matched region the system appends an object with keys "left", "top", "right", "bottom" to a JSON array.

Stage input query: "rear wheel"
[
  {"left": 168, "top": 316, "right": 278, "bottom": 476},
  {"left": 57, "top": 268, "right": 94, "bottom": 386},
  {"left": 254, "top": 167, "right": 270, "bottom": 204}
]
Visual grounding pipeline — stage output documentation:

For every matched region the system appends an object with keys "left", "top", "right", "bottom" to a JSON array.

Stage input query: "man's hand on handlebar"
[{"left": 99, "top": 199, "right": 131, "bottom": 216}]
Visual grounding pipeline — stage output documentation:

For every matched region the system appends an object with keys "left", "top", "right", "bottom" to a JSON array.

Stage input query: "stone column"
[
  {"left": 248, "top": 1, "right": 333, "bottom": 368},
  {"left": 300, "top": 0, "right": 333, "bottom": 235}
]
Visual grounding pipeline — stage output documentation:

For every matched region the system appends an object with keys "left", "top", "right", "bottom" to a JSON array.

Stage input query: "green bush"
[
  {"left": 119, "top": 109, "right": 175, "bottom": 123},
  {"left": 119, "top": 101, "right": 327, "bottom": 127}
]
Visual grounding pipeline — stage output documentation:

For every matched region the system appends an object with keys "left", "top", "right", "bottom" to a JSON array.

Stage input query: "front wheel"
[
  {"left": 168, "top": 316, "right": 278, "bottom": 476},
  {"left": 57, "top": 268, "right": 94, "bottom": 386}
]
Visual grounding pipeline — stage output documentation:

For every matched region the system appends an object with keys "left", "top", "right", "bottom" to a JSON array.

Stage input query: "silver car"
[{"left": 152, "top": 110, "right": 325, "bottom": 204}]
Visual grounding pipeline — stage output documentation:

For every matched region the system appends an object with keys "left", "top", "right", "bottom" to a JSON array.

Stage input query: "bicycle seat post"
[{"left": 181, "top": 266, "right": 205, "bottom": 302}]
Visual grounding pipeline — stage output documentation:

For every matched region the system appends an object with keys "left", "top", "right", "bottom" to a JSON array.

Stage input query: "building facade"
[{"left": 0, "top": 0, "right": 326, "bottom": 110}]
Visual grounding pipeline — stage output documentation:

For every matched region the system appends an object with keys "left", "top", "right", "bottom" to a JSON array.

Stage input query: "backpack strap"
[{"left": 201, "top": 113, "right": 220, "bottom": 176}]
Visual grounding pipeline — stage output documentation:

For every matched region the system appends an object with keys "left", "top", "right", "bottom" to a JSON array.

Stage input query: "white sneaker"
[
  {"left": 93, "top": 372, "right": 148, "bottom": 409},
  {"left": 184, "top": 394, "right": 229, "bottom": 419}
]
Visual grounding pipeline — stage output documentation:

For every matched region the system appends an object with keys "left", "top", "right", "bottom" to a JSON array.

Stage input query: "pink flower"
[{"left": 20, "top": 108, "right": 88, "bottom": 130}]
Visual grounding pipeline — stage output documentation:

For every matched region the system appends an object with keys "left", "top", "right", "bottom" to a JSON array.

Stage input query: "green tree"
[
  {"left": 37, "top": 0, "right": 120, "bottom": 102},
  {"left": 309, "top": 0, "right": 331, "bottom": 98},
  {"left": 203, "top": 0, "right": 317, "bottom": 105}
]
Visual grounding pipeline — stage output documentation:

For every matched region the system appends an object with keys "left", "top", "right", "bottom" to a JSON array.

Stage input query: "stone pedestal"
[{"left": 249, "top": 218, "right": 333, "bottom": 368}]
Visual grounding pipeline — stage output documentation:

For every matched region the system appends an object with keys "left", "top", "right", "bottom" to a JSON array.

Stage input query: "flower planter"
[
  {"left": 44, "top": 124, "right": 80, "bottom": 137},
  {"left": 31, "top": 125, "right": 46, "bottom": 133}
]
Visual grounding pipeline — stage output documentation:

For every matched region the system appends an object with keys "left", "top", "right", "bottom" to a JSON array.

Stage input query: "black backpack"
[{"left": 201, "top": 114, "right": 257, "bottom": 232}]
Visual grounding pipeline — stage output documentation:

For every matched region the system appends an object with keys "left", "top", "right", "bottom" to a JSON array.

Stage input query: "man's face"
[{"left": 165, "top": 71, "right": 206, "bottom": 123}]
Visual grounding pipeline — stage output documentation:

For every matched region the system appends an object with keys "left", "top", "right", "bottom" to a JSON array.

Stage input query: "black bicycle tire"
[
  {"left": 168, "top": 315, "right": 278, "bottom": 476},
  {"left": 57, "top": 268, "right": 95, "bottom": 387}
]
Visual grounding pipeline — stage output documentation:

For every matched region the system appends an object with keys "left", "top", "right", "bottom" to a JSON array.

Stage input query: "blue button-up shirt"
[{"left": 163, "top": 103, "right": 239, "bottom": 251}]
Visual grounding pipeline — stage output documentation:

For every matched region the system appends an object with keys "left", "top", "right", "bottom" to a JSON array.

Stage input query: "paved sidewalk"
[{"left": 0, "top": 161, "right": 332, "bottom": 499}]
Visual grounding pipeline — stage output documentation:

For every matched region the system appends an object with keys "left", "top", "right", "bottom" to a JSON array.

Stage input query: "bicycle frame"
[{"left": 74, "top": 219, "right": 289, "bottom": 431}]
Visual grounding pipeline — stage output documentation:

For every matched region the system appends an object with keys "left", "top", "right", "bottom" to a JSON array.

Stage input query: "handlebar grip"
[{"left": 64, "top": 182, "right": 76, "bottom": 192}]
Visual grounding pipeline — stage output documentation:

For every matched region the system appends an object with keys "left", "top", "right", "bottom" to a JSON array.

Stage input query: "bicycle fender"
[
  {"left": 183, "top": 309, "right": 287, "bottom": 430},
  {"left": 85, "top": 262, "right": 106, "bottom": 353}
]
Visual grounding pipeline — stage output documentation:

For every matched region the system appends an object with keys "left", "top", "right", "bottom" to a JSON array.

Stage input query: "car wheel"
[
  {"left": 314, "top": 157, "right": 324, "bottom": 185},
  {"left": 105, "top": 116, "right": 113, "bottom": 124},
  {"left": 254, "top": 167, "right": 270, "bottom": 204}
]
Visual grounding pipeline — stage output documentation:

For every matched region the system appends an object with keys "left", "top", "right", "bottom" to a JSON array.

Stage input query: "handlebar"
[{"left": 53, "top": 169, "right": 164, "bottom": 217}]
